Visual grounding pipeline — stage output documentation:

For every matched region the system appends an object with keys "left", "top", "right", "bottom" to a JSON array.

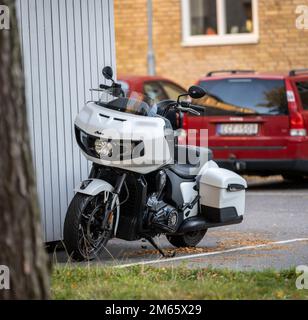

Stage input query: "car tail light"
[
  {"left": 286, "top": 88, "right": 307, "bottom": 137},
  {"left": 176, "top": 129, "right": 187, "bottom": 145},
  {"left": 182, "top": 113, "right": 188, "bottom": 129}
]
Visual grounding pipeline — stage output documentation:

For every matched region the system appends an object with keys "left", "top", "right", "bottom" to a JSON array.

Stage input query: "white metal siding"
[{"left": 16, "top": 0, "right": 116, "bottom": 242}]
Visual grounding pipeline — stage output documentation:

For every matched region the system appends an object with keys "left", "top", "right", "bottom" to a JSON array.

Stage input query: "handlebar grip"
[
  {"left": 188, "top": 108, "right": 201, "bottom": 116},
  {"left": 180, "top": 101, "right": 191, "bottom": 108},
  {"left": 99, "top": 84, "right": 110, "bottom": 90}
]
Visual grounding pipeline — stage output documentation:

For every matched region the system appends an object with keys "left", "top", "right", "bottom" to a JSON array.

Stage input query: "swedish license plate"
[{"left": 217, "top": 123, "right": 258, "bottom": 136}]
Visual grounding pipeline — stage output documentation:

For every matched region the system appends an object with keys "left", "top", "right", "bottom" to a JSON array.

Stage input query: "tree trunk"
[{"left": 0, "top": 0, "right": 50, "bottom": 299}]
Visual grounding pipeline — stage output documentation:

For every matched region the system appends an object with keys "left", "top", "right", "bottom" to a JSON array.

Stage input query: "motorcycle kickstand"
[{"left": 145, "top": 237, "right": 176, "bottom": 258}]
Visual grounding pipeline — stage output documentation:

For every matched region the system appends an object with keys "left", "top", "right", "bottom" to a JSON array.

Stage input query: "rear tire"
[
  {"left": 282, "top": 174, "right": 306, "bottom": 182},
  {"left": 166, "top": 229, "right": 207, "bottom": 248},
  {"left": 64, "top": 192, "right": 116, "bottom": 261}
]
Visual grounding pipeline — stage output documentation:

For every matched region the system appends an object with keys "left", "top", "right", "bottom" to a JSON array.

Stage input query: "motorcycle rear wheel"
[
  {"left": 64, "top": 192, "right": 117, "bottom": 261},
  {"left": 166, "top": 229, "right": 207, "bottom": 248}
]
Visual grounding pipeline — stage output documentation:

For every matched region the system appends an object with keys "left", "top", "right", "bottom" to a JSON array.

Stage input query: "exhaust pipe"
[{"left": 177, "top": 215, "right": 243, "bottom": 234}]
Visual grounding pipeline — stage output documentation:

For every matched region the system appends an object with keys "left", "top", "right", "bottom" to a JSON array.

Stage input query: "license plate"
[{"left": 217, "top": 123, "right": 258, "bottom": 136}]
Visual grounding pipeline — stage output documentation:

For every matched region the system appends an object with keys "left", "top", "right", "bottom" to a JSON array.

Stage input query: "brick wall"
[{"left": 114, "top": 0, "right": 308, "bottom": 88}]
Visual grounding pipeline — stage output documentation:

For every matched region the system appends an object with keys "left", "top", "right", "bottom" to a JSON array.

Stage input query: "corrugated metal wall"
[{"left": 16, "top": 0, "right": 116, "bottom": 242}]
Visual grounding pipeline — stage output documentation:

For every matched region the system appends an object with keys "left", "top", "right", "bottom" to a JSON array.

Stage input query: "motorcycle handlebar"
[
  {"left": 97, "top": 83, "right": 125, "bottom": 98},
  {"left": 179, "top": 101, "right": 201, "bottom": 116},
  {"left": 99, "top": 84, "right": 111, "bottom": 90}
]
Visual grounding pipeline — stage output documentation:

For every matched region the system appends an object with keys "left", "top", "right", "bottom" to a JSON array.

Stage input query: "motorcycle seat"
[{"left": 170, "top": 145, "right": 213, "bottom": 179}]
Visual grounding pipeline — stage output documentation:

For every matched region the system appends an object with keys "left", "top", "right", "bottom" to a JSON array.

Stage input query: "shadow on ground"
[{"left": 246, "top": 175, "right": 308, "bottom": 190}]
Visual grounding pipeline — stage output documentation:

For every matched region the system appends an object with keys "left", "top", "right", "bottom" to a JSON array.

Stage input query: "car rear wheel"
[{"left": 282, "top": 173, "right": 307, "bottom": 182}]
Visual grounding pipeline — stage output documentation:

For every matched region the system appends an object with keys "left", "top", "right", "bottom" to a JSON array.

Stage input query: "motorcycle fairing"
[{"left": 75, "top": 102, "right": 173, "bottom": 174}]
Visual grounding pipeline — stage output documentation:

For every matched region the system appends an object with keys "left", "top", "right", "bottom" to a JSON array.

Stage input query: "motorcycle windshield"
[{"left": 96, "top": 91, "right": 155, "bottom": 117}]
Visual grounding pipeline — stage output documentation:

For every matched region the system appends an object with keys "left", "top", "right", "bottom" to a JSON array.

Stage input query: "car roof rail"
[
  {"left": 206, "top": 70, "right": 255, "bottom": 77},
  {"left": 289, "top": 69, "right": 308, "bottom": 76}
]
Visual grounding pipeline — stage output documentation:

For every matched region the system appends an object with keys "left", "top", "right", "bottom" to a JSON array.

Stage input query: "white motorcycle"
[{"left": 63, "top": 66, "right": 247, "bottom": 261}]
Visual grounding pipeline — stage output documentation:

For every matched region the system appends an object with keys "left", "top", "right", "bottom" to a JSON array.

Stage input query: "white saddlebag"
[{"left": 199, "top": 167, "right": 247, "bottom": 223}]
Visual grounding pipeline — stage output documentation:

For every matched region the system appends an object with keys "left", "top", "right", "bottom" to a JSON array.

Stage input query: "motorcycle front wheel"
[{"left": 63, "top": 192, "right": 117, "bottom": 261}]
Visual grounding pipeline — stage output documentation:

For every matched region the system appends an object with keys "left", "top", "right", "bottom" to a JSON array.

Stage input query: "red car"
[
  {"left": 117, "top": 75, "right": 186, "bottom": 103},
  {"left": 183, "top": 69, "right": 308, "bottom": 180}
]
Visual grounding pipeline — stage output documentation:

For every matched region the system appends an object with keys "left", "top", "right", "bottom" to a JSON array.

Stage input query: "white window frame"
[{"left": 181, "top": 0, "right": 259, "bottom": 46}]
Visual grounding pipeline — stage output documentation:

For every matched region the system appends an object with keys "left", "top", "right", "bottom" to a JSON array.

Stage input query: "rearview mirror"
[
  {"left": 102, "top": 66, "right": 114, "bottom": 81},
  {"left": 188, "top": 85, "right": 206, "bottom": 99}
]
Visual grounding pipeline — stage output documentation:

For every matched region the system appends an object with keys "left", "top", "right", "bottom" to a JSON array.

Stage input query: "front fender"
[
  {"left": 74, "top": 179, "right": 120, "bottom": 236},
  {"left": 74, "top": 179, "right": 114, "bottom": 196}
]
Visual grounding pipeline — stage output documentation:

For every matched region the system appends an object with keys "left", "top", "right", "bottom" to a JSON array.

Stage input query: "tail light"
[
  {"left": 182, "top": 113, "right": 188, "bottom": 129},
  {"left": 290, "top": 112, "right": 306, "bottom": 136},
  {"left": 176, "top": 129, "right": 187, "bottom": 145},
  {"left": 177, "top": 113, "right": 188, "bottom": 145},
  {"left": 286, "top": 88, "right": 307, "bottom": 137}
]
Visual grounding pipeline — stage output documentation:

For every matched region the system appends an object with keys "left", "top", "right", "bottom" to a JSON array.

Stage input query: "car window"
[
  {"left": 197, "top": 78, "right": 288, "bottom": 116},
  {"left": 296, "top": 81, "right": 308, "bottom": 110},
  {"left": 143, "top": 82, "right": 168, "bottom": 103},
  {"left": 160, "top": 81, "right": 186, "bottom": 100}
]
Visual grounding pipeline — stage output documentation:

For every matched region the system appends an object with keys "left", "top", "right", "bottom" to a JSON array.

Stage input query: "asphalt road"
[{"left": 54, "top": 176, "right": 308, "bottom": 270}]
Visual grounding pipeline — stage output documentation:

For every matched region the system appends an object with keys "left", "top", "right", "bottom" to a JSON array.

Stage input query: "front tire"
[
  {"left": 64, "top": 192, "right": 117, "bottom": 261},
  {"left": 166, "top": 229, "right": 207, "bottom": 248}
]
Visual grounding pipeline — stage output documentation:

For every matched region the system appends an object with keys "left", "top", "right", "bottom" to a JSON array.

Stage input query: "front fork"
[{"left": 101, "top": 173, "right": 127, "bottom": 231}]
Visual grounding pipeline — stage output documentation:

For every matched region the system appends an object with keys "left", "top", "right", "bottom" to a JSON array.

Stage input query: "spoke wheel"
[{"left": 64, "top": 191, "right": 117, "bottom": 261}]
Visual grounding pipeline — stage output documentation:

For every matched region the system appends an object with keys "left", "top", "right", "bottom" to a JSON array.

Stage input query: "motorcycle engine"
[{"left": 146, "top": 194, "right": 179, "bottom": 233}]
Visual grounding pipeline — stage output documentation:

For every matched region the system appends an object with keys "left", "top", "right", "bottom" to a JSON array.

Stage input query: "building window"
[{"left": 181, "top": 0, "right": 259, "bottom": 46}]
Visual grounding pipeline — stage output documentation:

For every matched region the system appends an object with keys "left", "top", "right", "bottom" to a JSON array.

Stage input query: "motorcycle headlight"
[
  {"left": 75, "top": 125, "right": 144, "bottom": 160},
  {"left": 94, "top": 139, "right": 113, "bottom": 157}
]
